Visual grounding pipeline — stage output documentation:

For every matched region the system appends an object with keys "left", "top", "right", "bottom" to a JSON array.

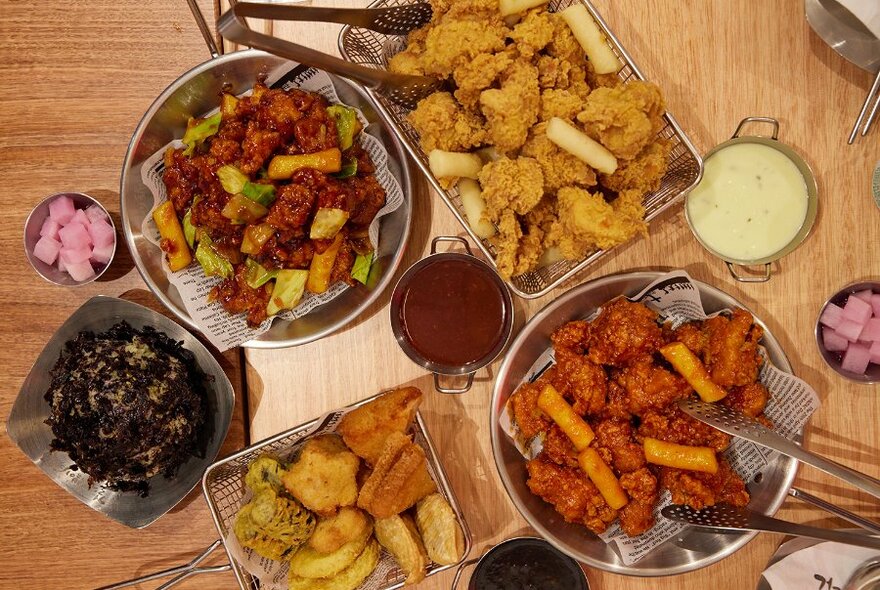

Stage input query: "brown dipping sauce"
[
  {"left": 398, "top": 258, "right": 506, "bottom": 367},
  {"left": 470, "top": 538, "right": 588, "bottom": 590}
]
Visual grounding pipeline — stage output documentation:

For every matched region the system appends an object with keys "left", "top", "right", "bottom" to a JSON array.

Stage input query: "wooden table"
[{"left": 2, "top": 0, "right": 879, "bottom": 588}]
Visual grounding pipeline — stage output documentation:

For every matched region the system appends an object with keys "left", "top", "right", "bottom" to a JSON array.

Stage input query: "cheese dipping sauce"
[{"left": 686, "top": 143, "right": 809, "bottom": 261}]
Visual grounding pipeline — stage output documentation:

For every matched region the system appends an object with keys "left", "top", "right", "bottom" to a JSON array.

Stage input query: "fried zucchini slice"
[
  {"left": 309, "top": 507, "right": 372, "bottom": 555},
  {"left": 288, "top": 519, "right": 373, "bottom": 579},
  {"left": 288, "top": 539, "right": 380, "bottom": 590}
]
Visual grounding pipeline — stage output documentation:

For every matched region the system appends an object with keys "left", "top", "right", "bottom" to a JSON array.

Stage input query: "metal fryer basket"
[
  {"left": 201, "top": 392, "right": 472, "bottom": 590},
  {"left": 339, "top": 0, "right": 703, "bottom": 298}
]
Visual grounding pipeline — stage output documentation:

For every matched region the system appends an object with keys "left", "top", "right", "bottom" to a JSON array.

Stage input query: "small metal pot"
[
  {"left": 390, "top": 236, "right": 514, "bottom": 394},
  {"left": 685, "top": 116, "right": 818, "bottom": 283},
  {"left": 450, "top": 536, "right": 590, "bottom": 590}
]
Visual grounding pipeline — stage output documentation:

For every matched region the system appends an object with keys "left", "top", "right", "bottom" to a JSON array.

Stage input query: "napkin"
[
  {"left": 835, "top": 0, "right": 880, "bottom": 41},
  {"left": 761, "top": 538, "right": 880, "bottom": 589}
]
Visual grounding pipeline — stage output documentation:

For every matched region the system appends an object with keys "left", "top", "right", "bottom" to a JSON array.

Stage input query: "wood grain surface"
[{"left": 1, "top": 0, "right": 878, "bottom": 589}]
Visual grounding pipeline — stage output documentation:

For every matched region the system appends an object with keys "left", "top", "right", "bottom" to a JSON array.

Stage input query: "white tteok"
[{"left": 687, "top": 142, "right": 809, "bottom": 262}]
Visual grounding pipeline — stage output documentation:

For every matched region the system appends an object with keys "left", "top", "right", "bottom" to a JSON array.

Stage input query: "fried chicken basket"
[
  {"left": 339, "top": 0, "right": 703, "bottom": 298},
  {"left": 200, "top": 391, "right": 472, "bottom": 590}
]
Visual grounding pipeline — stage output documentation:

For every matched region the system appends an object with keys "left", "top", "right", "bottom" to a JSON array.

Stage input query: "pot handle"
[
  {"left": 434, "top": 372, "right": 475, "bottom": 395},
  {"left": 450, "top": 556, "right": 481, "bottom": 590},
  {"left": 732, "top": 116, "right": 779, "bottom": 140},
  {"left": 431, "top": 235, "right": 473, "bottom": 256},
  {"left": 726, "top": 261, "right": 771, "bottom": 283},
  {"left": 184, "top": 0, "right": 222, "bottom": 58}
]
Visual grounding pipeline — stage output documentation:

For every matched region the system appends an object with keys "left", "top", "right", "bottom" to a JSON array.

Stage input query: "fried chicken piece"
[
  {"left": 541, "top": 423, "right": 580, "bottom": 468},
  {"left": 409, "top": 92, "right": 487, "bottom": 152},
  {"left": 637, "top": 406, "right": 731, "bottom": 453},
  {"left": 508, "top": 9, "right": 554, "bottom": 57},
  {"left": 723, "top": 382, "right": 770, "bottom": 418},
  {"left": 549, "top": 187, "right": 647, "bottom": 260},
  {"left": 521, "top": 123, "right": 597, "bottom": 193},
  {"left": 337, "top": 387, "right": 422, "bottom": 466},
  {"left": 599, "top": 139, "right": 671, "bottom": 195},
  {"left": 388, "top": 27, "right": 429, "bottom": 77},
  {"left": 584, "top": 60, "right": 622, "bottom": 89},
  {"left": 239, "top": 123, "right": 282, "bottom": 175},
  {"left": 670, "top": 321, "right": 708, "bottom": 356},
  {"left": 452, "top": 50, "right": 514, "bottom": 108},
  {"left": 576, "top": 81, "right": 666, "bottom": 160},
  {"left": 508, "top": 379, "right": 550, "bottom": 440},
  {"left": 613, "top": 358, "right": 692, "bottom": 415},
  {"left": 540, "top": 88, "right": 586, "bottom": 121},
  {"left": 551, "top": 320, "right": 591, "bottom": 354},
  {"left": 593, "top": 418, "right": 645, "bottom": 473},
  {"left": 526, "top": 456, "right": 618, "bottom": 534},
  {"left": 283, "top": 434, "right": 361, "bottom": 516},
  {"left": 479, "top": 60, "right": 540, "bottom": 153},
  {"left": 603, "top": 380, "right": 631, "bottom": 421},
  {"left": 266, "top": 183, "right": 315, "bottom": 230},
  {"left": 618, "top": 467, "right": 658, "bottom": 536},
  {"left": 545, "top": 13, "right": 588, "bottom": 64},
  {"left": 704, "top": 309, "right": 764, "bottom": 388},
  {"left": 357, "top": 432, "right": 438, "bottom": 519},
  {"left": 491, "top": 209, "right": 544, "bottom": 279},
  {"left": 420, "top": 18, "right": 508, "bottom": 76},
  {"left": 659, "top": 459, "right": 749, "bottom": 510},
  {"left": 587, "top": 298, "right": 663, "bottom": 367},
  {"left": 554, "top": 348, "right": 607, "bottom": 416},
  {"left": 478, "top": 157, "right": 544, "bottom": 220}
]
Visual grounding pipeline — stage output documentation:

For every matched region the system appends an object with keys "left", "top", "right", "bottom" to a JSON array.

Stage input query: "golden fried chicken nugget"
[
  {"left": 415, "top": 493, "right": 465, "bottom": 565},
  {"left": 337, "top": 387, "right": 422, "bottom": 466},
  {"left": 453, "top": 51, "right": 514, "bottom": 108},
  {"left": 521, "top": 123, "right": 597, "bottom": 192},
  {"left": 479, "top": 60, "right": 540, "bottom": 153},
  {"left": 308, "top": 507, "right": 372, "bottom": 555},
  {"left": 491, "top": 209, "right": 546, "bottom": 279},
  {"left": 508, "top": 9, "right": 554, "bottom": 57},
  {"left": 599, "top": 139, "right": 671, "bottom": 195},
  {"left": 358, "top": 432, "right": 437, "bottom": 518},
  {"left": 289, "top": 518, "right": 372, "bottom": 578},
  {"left": 374, "top": 514, "right": 428, "bottom": 585},
  {"left": 283, "top": 434, "right": 360, "bottom": 516},
  {"left": 421, "top": 18, "right": 507, "bottom": 76},
  {"left": 576, "top": 81, "right": 665, "bottom": 160},
  {"left": 409, "top": 92, "right": 487, "bottom": 152},
  {"left": 478, "top": 157, "right": 544, "bottom": 220},
  {"left": 288, "top": 539, "right": 380, "bottom": 590},
  {"left": 549, "top": 187, "right": 646, "bottom": 258}
]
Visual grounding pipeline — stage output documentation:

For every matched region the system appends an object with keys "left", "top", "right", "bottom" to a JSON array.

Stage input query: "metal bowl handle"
[
  {"left": 732, "top": 116, "right": 779, "bottom": 140},
  {"left": 726, "top": 261, "right": 772, "bottom": 283},
  {"left": 434, "top": 372, "right": 475, "bottom": 394},
  {"left": 431, "top": 235, "right": 473, "bottom": 256},
  {"left": 451, "top": 556, "right": 481, "bottom": 589}
]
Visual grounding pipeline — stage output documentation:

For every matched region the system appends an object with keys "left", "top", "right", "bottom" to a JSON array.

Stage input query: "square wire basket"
[
  {"left": 339, "top": 0, "right": 703, "bottom": 299},
  {"left": 202, "top": 391, "right": 472, "bottom": 590}
]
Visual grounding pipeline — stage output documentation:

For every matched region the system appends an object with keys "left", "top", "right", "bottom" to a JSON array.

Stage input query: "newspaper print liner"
[
  {"left": 221, "top": 410, "right": 461, "bottom": 590},
  {"left": 140, "top": 63, "right": 404, "bottom": 351},
  {"left": 499, "top": 270, "right": 821, "bottom": 565}
]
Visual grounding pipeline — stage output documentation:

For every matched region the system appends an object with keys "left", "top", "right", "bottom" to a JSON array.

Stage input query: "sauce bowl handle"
[
  {"left": 431, "top": 236, "right": 473, "bottom": 256},
  {"left": 434, "top": 372, "right": 475, "bottom": 394},
  {"left": 732, "top": 116, "right": 780, "bottom": 140},
  {"left": 450, "top": 556, "right": 481, "bottom": 590},
  {"left": 726, "top": 261, "right": 772, "bottom": 283}
]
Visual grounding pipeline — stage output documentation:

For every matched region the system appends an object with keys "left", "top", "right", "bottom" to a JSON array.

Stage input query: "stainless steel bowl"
[
  {"left": 6, "top": 295, "right": 234, "bottom": 529},
  {"left": 119, "top": 49, "right": 412, "bottom": 348},
  {"left": 815, "top": 281, "right": 880, "bottom": 384},
  {"left": 490, "top": 271, "right": 799, "bottom": 576}
]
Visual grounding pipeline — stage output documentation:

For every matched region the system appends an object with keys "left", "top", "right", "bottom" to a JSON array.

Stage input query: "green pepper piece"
[
  {"left": 333, "top": 157, "right": 358, "bottom": 179},
  {"left": 182, "top": 112, "right": 222, "bottom": 156},
  {"left": 241, "top": 182, "right": 276, "bottom": 206},
  {"left": 245, "top": 258, "right": 279, "bottom": 289},
  {"left": 195, "top": 235, "right": 233, "bottom": 279},
  {"left": 327, "top": 105, "right": 358, "bottom": 151},
  {"left": 182, "top": 196, "right": 201, "bottom": 249},
  {"left": 266, "top": 269, "right": 309, "bottom": 316},
  {"left": 351, "top": 252, "right": 373, "bottom": 285}
]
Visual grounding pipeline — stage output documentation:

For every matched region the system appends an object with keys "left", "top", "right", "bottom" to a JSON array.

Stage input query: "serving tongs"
[{"left": 216, "top": 2, "right": 441, "bottom": 108}]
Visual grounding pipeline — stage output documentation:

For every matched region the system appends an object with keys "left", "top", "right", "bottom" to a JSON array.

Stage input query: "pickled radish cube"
[
  {"left": 842, "top": 343, "right": 871, "bottom": 374},
  {"left": 819, "top": 303, "right": 845, "bottom": 329},
  {"left": 58, "top": 222, "right": 91, "bottom": 249},
  {"left": 854, "top": 289, "right": 874, "bottom": 302},
  {"left": 823, "top": 328, "right": 849, "bottom": 352},
  {"left": 872, "top": 294, "right": 880, "bottom": 317},
  {"left": 90, "top": 243, "right": 113, "bottom": 264},
  {"left": 843, "top": 295, "right": 873, "bottom": 324},
  {"left": 39, "top": 217, "right": 61, "bottom": 240},
  {"left": 871, "top": 342, "right": 880, "bottom": 365},
  {"left": 33, "top": 236, "right": 62, "bottom": 265},
  {"left": 59, "top": 247, "right": 91, "bottom": 265},
  {"left": 85, "top": 204, "right": 108, "bottom": 223},
  {"left": 48, "top": 195, "right": 75, "bottom": 224},
  {"left": 72, "top": 208, "right": 90, "bottom": 228},
  {"left": 57, "top": 257, "right": 66, "bottom": 273},
  {"left": 87, "top": 218, "right": 115, "bottom": 248},
  {"left": 65, "top": 259, "right": 95, "bottom": 282},
  {"left": 859, "top": 318, "right": 880, "bottom": 342},
  {"left": 836, "top": 318, "right": 865, "bottom": 342}
]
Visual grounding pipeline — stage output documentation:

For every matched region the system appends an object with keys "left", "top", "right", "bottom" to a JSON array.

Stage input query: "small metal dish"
[
  {"left": 815, "top": 281, "right": 880, "bottom": 384},
  {"left": 685, "top": 117, "right": 818, "bottom": 283},
  {"left": 23, "top": 192, "right": 117, "bottom": 286},
  {"left": 390, "top": 236, "right": 514, "bottom": 394},
  {"left": 6, "top": 296, "right": 235, "bottom": 528}
]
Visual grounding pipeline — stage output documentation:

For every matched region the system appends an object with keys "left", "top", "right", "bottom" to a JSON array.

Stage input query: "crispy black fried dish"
[{"left": 44, "top": 321, "right": 207, "bottom": 496}]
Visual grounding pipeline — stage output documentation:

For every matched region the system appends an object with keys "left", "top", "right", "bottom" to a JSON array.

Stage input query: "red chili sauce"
[
  {"left": 398, "top": 258, "right": 506, "bottom": 367},
  {"left": 470, "top": 538, "right": 588, "bottom": 590}
]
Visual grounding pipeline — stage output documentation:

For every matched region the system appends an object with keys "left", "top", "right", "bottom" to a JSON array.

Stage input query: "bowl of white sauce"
[{"left": 685, "top": 117, "right": 818, "bottom": 282}]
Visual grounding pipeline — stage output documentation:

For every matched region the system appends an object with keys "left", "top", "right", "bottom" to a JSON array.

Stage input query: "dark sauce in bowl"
[
  {"left": 398, "top": 257, "right": 508, "bottom": 367},
  {"left": 470, "top": 538, "right": 588, "bottom": 590}
]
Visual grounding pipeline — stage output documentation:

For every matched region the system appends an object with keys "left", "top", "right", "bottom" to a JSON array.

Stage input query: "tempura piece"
[
  {"left": 478, "top": 157, "right": 544, "bottom": 221},
  {"left": 288, "top": 539, "right": 380, "bottom": 590},
  {"left": 308, "top": 507, "right": 373, "bottom": 554},
  {"left": 375, "top": 514, "right": 429, "bottom": 584},
  {"left": 577, "top": 81, "right": 665, "bottom": 160},
  {"left": 479, "top": 60, "right": 540, "bottom": 152},
  {"left": 337, "top": 387, "right": 422, "bottom": 466},
  {"left": 357, "top": 432, "right": 437, "bottom": 518},
  {"left": 244, "top": 454, "right": 287, "bottom": 493},
  {"left": 409, "top": 92, "right": 487, "bottom": 152},
  {"left": 415, "top": 493, "right": 465, "bottom": 565},
  {"left": 549, "top": 187, "right": 647, "bottom": 259},
  {"left": 283, "top": 434, "right": 361, "bottom": 516},
  {"left": 233, "top": 487, "right": 316, "bottom": 561},
  {"left": 288, "top": 518, "right": 372, "bottom": 578}
]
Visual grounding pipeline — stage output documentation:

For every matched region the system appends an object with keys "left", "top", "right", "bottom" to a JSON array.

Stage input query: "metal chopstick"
[
  {"left": 848, "top": 68, "right": 880, "bottom": 143},
  {"left": 789, "top": 487, "right": 880, "bottom": 534}
]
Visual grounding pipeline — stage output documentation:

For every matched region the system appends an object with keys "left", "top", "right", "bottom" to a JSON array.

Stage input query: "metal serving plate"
[
  {"left": 120, "top": 49, "right": 412, "bottom": 349},
  {"left": 6, "top": 296, "right": 234, "bottom": 529},
  {"left": 489, "top": 271, "right": 799, "bottom": 576},
  {"left": 202, "top": 390, "right": 472, "bottom": 590},
  {"left": 339, "top": 0, "right": 703, "bottom": 299}
]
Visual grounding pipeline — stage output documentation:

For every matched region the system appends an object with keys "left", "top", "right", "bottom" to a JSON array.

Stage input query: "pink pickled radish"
[
  {"left": 859, "top": 318, "right": 880, "bottom": 342},
  {"left": 48, "top": 195, "right": 75, "bottom": 224},
  {"left": 836, "top": 318, "right": 865, "bottom": 342},
  {"left": 819, "top": 303, "right": 844, "bottom": 330},
  {"left": 854, "top": 289, "right": 874, "bottom": 302},
  {"left": 85, "top": 204, "right": 108, "bottom": 223},
  {"left": 841, "top": 343, "right": 871, "bottom": 374},
  {"left": 823, "top": 328, "right": 849, "bottom": 352},
  {"left": 870, "top": 342, "right": 880, "bottom": 365},
  {"left": 87, "top": 218, "right": 115, "bottom": 248},
  {"left": 58, "top": 222, "right": 91, "bottom": 249},
  {"left": 65, "top": 260, "right": 96, "bottom": 282},
  {"left": 33, "top": 236, "right": 62, "bottom": 265},
  {"left": 90, "top": 243, "right": 113, "bottom": 264},
  {"left": 40, "top": 217, "right": 61, "bottom": 240},
  {"left": 843, "top": 296, "right": 872, "bottom": 324},
  {"left": 72, "top": 209, "right": 90, "bottom": 228},
  {"left": 872, "top": 295, "right": 880, "bottom": 317},
  {"left": 59, "top": 247, "right": 91, "bottom": 265}
]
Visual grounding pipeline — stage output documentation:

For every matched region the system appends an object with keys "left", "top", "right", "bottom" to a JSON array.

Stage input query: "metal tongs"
[
  {"left": 216, "top": 2, "right": 441, "bottom": 108},
  {"left": 663, "top": 399, "right": 880, "bottom": 547}
]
